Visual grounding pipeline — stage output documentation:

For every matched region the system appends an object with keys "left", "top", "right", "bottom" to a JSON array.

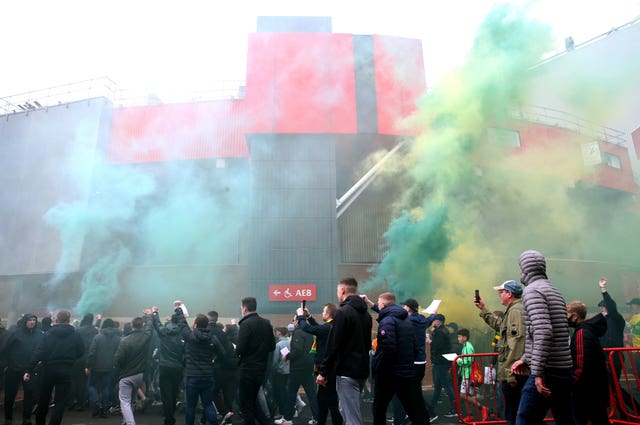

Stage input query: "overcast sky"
[{"left": 2, "top": 0, "right": 639, "bottom": 99}]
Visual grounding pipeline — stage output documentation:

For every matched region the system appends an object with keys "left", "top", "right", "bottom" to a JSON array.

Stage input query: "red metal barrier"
[{"left": 605, "top": 347, "right": 640, "bottom": 425}]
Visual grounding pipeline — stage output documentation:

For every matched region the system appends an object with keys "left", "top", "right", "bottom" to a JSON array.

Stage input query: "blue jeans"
[
  {"left": 88, "top": 371, "right": 114, "bottom": 409},
  {"left": 516, "top": 371, "right": 577, "bottom": 425},
  {"left": 185, "top": 376, "right": 218, "bottom": 425}
]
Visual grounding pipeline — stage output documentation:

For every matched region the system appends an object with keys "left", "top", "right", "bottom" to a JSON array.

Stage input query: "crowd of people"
[{"left": 1, "top": 249, "right": 639, "bottom": 425}]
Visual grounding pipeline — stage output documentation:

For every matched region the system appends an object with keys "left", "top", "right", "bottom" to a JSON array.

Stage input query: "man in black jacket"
[
  {"left": 596, "top": 278, "right": 640, "bottom": 414},
  {"left": 236, "top": 297, "right": 276, "bottom": 425},
  {"left": 317, "top": 278, "right": 372, "bottom": 425},
  {"left": 208, "top": 310, "right": 237, "bottom": 422},
  {"left": 1, "top": 313, "right": 43, "bottom": 425},
  {"left": 24, "top": 310, "right": 84, "bottom": 425},
  {"left": 566, "top": 301, "right": 610, "bottom": 425},
  {"left": 427, "top": 314, "right": 456, "bottom": 418},
  {"left": 114, "top": 312, "right": 153, "bottom": 425},
  {"left": 297, "top": 303, "right": 342, "bottom": 425},
  {"left": 370, "top": 292, "right": 427, "bottom": 425},
  {"left": 151, "top": 308, "right": 185, "bottom": 425},
  {"left": 86, "top": 318, "right": 121, "bottom": 418},
  {"left": 176, "top": 309, "right": 222, "bottom": 425},
  {"left": 275, "top": 317, "right": 318, "bottom": 425}
]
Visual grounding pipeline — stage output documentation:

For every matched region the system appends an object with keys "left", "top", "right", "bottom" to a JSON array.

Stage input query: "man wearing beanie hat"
[
  {"left": 426, "top": 313, "right": 456, "bottom": 418},
  {"left": 86, "top": 318, "right": 122, "bottom": 418},
  {"left": 474, "top": 280, "right": 527, "bottom": 425},
  {"left": 511, "top": 250, "right": 576, "bottom": 425}
]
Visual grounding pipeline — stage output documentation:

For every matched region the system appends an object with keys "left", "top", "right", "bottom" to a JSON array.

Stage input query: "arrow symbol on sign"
[{"left": 273, "top": 290, "right": 281, "bottom": 296}]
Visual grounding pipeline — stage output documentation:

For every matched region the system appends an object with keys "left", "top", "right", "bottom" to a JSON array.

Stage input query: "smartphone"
[
  {"left": 301, "top": 300, "right": 306, "bottom": 310},
  {"left": 474, "top": 289, "right": 480, "bottom": 303}
]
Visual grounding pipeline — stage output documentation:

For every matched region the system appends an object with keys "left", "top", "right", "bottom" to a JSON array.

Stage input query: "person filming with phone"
[{"left": 474, "top": 280, "right": 528, "bottom": 425}]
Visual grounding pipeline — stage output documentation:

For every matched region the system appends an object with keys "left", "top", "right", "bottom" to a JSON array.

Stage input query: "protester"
[
  {"left": 566, "top": 301, "right": 611, "bottom": 425},
  {"left": 25, "top": 310, "right": 84, "bottom": 425},
  {"left": 317, "top": 278, "right": 372, "bottom": 425},
  {"left": 367, "top": 292, "right": 428, "bottom": 425},
  {"left": 236, "top": 297, "right": 276, "bottom": 425},
  {"left": 427, "top": 314, "right": 456, "bottom": 418},
  {"left": 511, "top": 250, "right": 577, "bottom": 425},
  {"left": 114, "top": 313, "right": 153, "bottom": 425},
  {"left": 86, "top": 318, "right": 121, "bottom": 418},
  {"left": 475, "top": 280, "right": 528, "bottom": 425},
  {"left": 1, "top": 313, "right": 44, "bottom": 425}
]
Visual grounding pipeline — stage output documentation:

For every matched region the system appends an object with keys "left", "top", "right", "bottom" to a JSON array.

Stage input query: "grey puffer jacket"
[{"left": 519, "top": 250, "right": 573, "bottom": 376}]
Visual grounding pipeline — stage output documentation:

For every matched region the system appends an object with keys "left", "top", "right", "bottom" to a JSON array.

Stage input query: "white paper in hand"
[
  {"left": 422, "top": 300, "right": 441, "bottom": 314},
  {"left": 280, "top": 346, "right": 290, "bottom": 357},
  {"left": 442, "top": 353, "right": 458, "bottom": 362}
]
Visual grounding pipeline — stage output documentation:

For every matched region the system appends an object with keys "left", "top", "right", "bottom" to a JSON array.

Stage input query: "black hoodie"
[
  {"left": 1, "top": 313, "right": 44, "bottom": 371},
  {"left": 570, "top": 313, "right": 609, "bottom": 402},
  {"left": 30, "top": 323, "right": 84, "bottom": 371},
  {"left": 319, "top": 294, "right": 372, "bottom": 380}
]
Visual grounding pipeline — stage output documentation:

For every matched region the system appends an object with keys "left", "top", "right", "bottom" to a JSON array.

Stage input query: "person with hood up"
[
  {"left": 367, "top": 292, "right": 428, "bottom": 425},
  {"left": 1, "top": 313, "right": 44, "bottom": 425},
  {"left": 70, "top": 313, "right": 98, "bottom": 411},
  {"left": 24, "top": 310, "right": 84, "bottom": 425},
  {"left": 85, "top": 318, "right": 121, "bottom": 418},
  {"left": 566, "top": 301, "right": 610, "bottom": 425},
  {"left": 511, "top": 250, "right": 577, "bottom": 425},
  {"left": 317, "top": 277, "right": 372, "bottom": 425}
]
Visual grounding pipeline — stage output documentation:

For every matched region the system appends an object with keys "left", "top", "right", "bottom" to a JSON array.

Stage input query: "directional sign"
[{"left": 269, "top": 284, "right": 317, "bottom": 302}]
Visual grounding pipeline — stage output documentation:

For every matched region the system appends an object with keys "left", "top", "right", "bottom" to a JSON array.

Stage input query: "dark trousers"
[
  {"left": 70, "top": 366, "right": 88, "bottom": 407},
  {"left": 271, "top": 372, "right": 289, "bottom": 417},
  {"left": 284, "top": 369, "right": 318, "bottom": 420},
  {"left": 373, "top": 373, "right": 427, "bottom": 425},
  {"left": 36, "top": 366, "right": 72, "bottom": 425},
  {"left": 159, "top": 366, "right": 183, "bottom": 425},
  {"left": 516, "top": 370, "right": 577, "bottom": 425},
  {"left": 213, "top": 367, "right": 236, "bottom": 415},
  {"left": 572, "top": 389, "right": 610, "bottom": 425},
  {"left": 429, "top": 363, "right": 455, "bottom": 411},
  {"left": 501, "top": 376, "right": 527, "bottom": 425},
  {"left": 239, "top": 369, "right": 266, "bottom": 425},
  {"left": 393, "top": 364, "right": 429, "bottom": 425},
  {"left": 185, "top": 376, "right": 217, "bottom": 425},
  {"left": 316, "top": 374, "right": 342, "bottom": 425},
  {"left": 4, "top": 368, "right": 36, "bottom": 422}
]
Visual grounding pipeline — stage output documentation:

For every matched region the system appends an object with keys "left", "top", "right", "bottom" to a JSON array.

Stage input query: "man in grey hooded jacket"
[{"left": 511, "top": 250, "right": 577, "bottom": 425}]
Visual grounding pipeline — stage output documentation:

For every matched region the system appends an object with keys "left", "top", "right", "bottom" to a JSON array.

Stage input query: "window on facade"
[
  {"left": 487, "top": 127, "right": 521, "bottom": 147},
  {"left": 602, "top": 152, "right": 622, "bottom": 169}
]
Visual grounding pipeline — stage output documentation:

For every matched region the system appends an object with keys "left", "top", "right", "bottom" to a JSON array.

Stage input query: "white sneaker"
[
  {"left": 308, "top": 420, "right": 317, "bottom": 425},
  {"left": 274, "top": 419, "right": 293, "bottom": 425}
]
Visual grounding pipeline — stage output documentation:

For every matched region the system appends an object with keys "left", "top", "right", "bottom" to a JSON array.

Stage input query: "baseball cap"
[
  {"left": 627, "top": 298, "right": 640, "bottom": 306},
  {"left": 492, "top": 280, "right": 523, "bottom": 295},
  {"left": 402, "top": 298, "right": 419, "bottom": 312}
]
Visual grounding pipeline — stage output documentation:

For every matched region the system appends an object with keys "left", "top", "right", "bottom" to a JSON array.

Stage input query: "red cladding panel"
[
  {"left": 373, "top": 35, "right": 427, "bottom": 136},
  {"left": 109, "top": 101, "right": 249, "bottom": 163},
  {"left": 245, "top": 33, "right": 357, "bottom": 134}
]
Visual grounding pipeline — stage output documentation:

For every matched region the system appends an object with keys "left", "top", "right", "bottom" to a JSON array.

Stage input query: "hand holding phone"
[{"left": 474, "top": 289, "right": 480, "bottom": 304}]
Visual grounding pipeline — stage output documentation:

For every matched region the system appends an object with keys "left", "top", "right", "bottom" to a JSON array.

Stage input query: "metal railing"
[
  {"left": 0, "top": 77, "right": 247, "bottom": 115},
  {"left": 511, "top": 104, "right": 627, "bottom": 146}
]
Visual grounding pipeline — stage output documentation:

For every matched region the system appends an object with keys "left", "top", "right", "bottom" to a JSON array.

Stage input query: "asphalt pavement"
[{"left": 2, "top": 388, "right": 469, "bottom": 425}]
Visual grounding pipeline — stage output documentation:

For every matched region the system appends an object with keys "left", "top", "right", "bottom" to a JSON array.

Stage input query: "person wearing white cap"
[{"left": 474, "top": 280, "right": 527, "bottom": 425}]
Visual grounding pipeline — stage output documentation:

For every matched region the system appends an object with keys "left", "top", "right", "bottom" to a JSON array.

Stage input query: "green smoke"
[{"left": 367, "top": 4, "right": 640, "bottom": 304}]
